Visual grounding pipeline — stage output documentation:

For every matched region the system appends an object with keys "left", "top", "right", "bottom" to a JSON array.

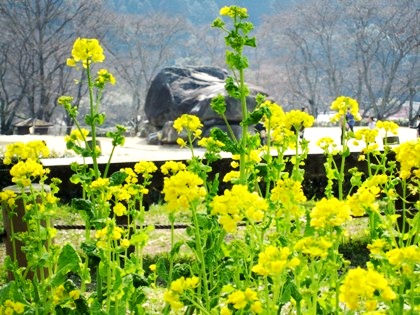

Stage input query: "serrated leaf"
[
  {"left": 109, "top": 171, "right": 128, "bottom": 186},
  {"left": 210, "top": 128, "right": 239, "bottom": 154}
]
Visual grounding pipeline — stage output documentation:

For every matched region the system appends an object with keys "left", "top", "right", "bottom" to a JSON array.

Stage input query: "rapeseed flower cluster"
[
  {"left": 310, "top": 197, "right": 351, "bottom": 229},
  {"left": 376, "top": 120, "right": 398, "bottom": 135},
  {"left": 53, "top": 284, "right": 81, "bottom": 306},
  {"left": 67, "top": 38, "right": 105, "bottom": 68},
  {"left": 162, "top": 170, "right": 206, "bottom": 212},
  {"left": 90, "top": 177, "right": 110, "bottom": 191},
  {"left": 9, "top": 159, "right": 49, "bottom": 186},
  {"left": 0, "top": 189, "right": 16, "bottom": 208},
  {"left": 330, "top": 96, "right": 361, "bottom": 123},
  {"left": 120, "top": 167, "right": 138, "bottom": 184},
  {"left": 367, "top": 239, "right": 389, "bottom": 255},
  {"left": 95, "top": 220, "right": 129, "bottom": 249},
  {"left": 270, "top": 178, "right": 306, "bottom": 218},
  {"left": 163, "top": 276, "right": 199, "bottom": 310},
  {"left": 354, "top": 128, "right": 380, "bottom": 155},
  {"left": 64, "top": 128, "right": 89, "bottom": 143},
  {"left": 223, "top": 170, "right": 240, "bottom": 183},
  {"left": 346, "top": 185, "right": 381, "bottom": 217},
  {"left": 173, "top": 114, "right": 203, "bottom": 135},
  {"left": 0, "top": 300, "right": 25, "bottom": 314},
  {"left": 219, "top": 5, "right": 248, "bottom": 19},
  {"left": 259, "top": 100, "right": 285, "bottom": 130},
  {"left": 393, "top": 139, "right": 420, "bottom": 179},
  {"left": 134, "top": 161, "right": 157, "bottom": 177},
  {"left": 221, "top": 288, "right": 262, "bottom": 314},
  {"left": 3, "top": 140, "right": 50, "bottom": 165},
  {"left": 160, "top": 161, "right": 187, "bottom": 175},
  {"left": 339, "top": 267, "right": 396, "bottom": 311},
  {"left": 251, "top": 245, "right": 300, "bottom": 277},
  {"left": 197, "top": 136, "right": 225, "bottom": 151},
  {"left": 95, "top": 69, "right": 116, "bottom": 88},
  {"left": 294, "top": 236, "right": 332, "bottom": 259},
  {"left": 283, "top": 109, "right": 315, "bottom": 132},
  {"left": 386, "top": 245, "right": 420, "bottom": 276},
  {"left": 211, "top": 185, "right": 268, "bottom": 233}
]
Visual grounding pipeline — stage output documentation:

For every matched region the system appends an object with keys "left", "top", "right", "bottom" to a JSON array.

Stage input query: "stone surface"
[{"left": 144, "top": 66, "right": 267, "bottom": 144}]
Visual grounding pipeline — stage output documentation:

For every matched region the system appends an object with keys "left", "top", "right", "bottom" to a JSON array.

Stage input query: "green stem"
[
  {"left": 169, "top": 216, "right": 175, "bottom": 283},
  {"left": 311, "top": 262, "right": 318, "bottom": 315},
  {"left": 105, "top": 237, "right": 112, "bottom": 312},
  {"left": 86, "top": 64, "right": 100, "bottom": 179},
  {"left": 103, "top": 145, "right": 116, "bottom": 178},
  {"left": 222, "top": 114, "right": 237, "bottom": 142},
  {"left": 239, "top": 66, "right": 248, "bottom": 185},
  {"left": 191, "top": 204, "right": 210, "bottom": 309}
]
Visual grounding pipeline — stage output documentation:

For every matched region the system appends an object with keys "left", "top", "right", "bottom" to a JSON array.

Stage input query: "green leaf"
[
  {"left": 224, "top": 76, "right": 241, "bottom": 99},
  {"left": 51, "top": 244, "right": 82, "bottom": 286},
  {"left": 71, "top": 198, "right": 94, "bottom": 219},
  {"left": 210, "top": 94, "right": 227, "bottom": 115},
  {"left": 109, "top": 171, "right": 128, "bottom": 186},
  {"left": 245, "top": 36, "right": 256, "bottom": 47},
  {"left": 170, "top": 240, "right": 184, "bottom": 257},
  {"left": 156, "top": 257, "right": 169, "bottom": 284},
  {"left": 242, "top": 107, "right": 269, "bottom": 126},
  {"left": 210, "top": 128, "right": 239, "bottom": 154}
]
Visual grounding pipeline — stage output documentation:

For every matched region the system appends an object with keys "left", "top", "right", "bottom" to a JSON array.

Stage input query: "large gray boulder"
[{"left": 144, "top": 66, "right": 267, "bottom": 144}]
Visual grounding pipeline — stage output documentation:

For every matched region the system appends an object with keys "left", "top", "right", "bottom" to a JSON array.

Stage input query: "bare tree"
[
  {"left": 344, "top": 0, "right": 419, "bottom": 119},
  {"left": 256, "top": 0, "right": 419, "bottom": 120},
  {"left": 0, "top": 0, "right": 107, "bottom": 134},
  {"left": 107, "top": 12, "right": 189, "bottom": 134}
]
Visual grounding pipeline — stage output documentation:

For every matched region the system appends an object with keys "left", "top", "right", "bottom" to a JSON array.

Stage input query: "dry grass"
[{"left": 0, "top": 204, "right": 370, "bottom": 284}]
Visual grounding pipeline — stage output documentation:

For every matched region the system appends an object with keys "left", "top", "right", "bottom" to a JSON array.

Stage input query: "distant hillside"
[{"left": 105, "top": 0, "right": 298, "bottom": 25}]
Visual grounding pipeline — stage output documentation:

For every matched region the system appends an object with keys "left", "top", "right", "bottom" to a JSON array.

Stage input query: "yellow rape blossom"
[
  {"left": 69, "top": 290, "right": 81, "bottom": 300},
  {"left": 10, "top": 159, "right": 48, "bottom": 186},
  {"left": 3, "top": 140, "right": 50, "bottom": 165},
  {"left": 367, "top": 239, "right": 389, "bottom": 255},
  {"left": 316, "top": 137, "right": 337, "bottom": 152},
  {"left": 163, "top": 290, "right": 184, "bottom": 310},
  {"left": 120, "top": 167, "right": 138, "bottom": 184},
  {"left": 220, "top": 5, "right": 248, "bottom": 19},
  {"left": 284, "top": 109, "right": 315, "bottom": 132},
  {"left": 1, "top": 300, "right": 25, "bottom": 314},
  {"left": 393, "top": 139, "right": 420, "bottom": 179},
  {"left": 67, "top": 38, "right": 105, "bottom": 68},
  {"left": 211, "top": 185, "right": 268, "bottom": 233},
  {"left": 258, "top": 100, "right": 286, "bottom": 130},
  {"left": 173, "top": 114, "right": 203, "bottom": 134},
  {"left": 0, "top": 190, "right": 17, "bottom": 208},
  {"left": 310, "top": 197, "right": 351, "bottom": 229},
  {"left": 113, "top": 202, "right": 127, "bottom": 216},
  {"left": 346, "top": 184, "right": 381, "bottom": 217},
  {"left": 164, "top": 276, "right": 199, "bottom": 310},
  {"left": 90, "top": 177, "right": 110, "bottom": 190},
  {"left": 197, "top": 136, "right": 225, "bottom": 150},
  {"left": 160, "top": 160, "right": 187, "bottom": 175},
  {"left": 134, "top": 161, "right": 157, "bottom": 175},
  {"left": 386, "top": 245, "right": 420, "bottom": 275},
  {"left": 65, "top": 128, "right": 89, "bottom": 143},
  {"left": 339, "top": 267, "right": 396, "bottom": 311},
  {"left": 226, "top": 288, "right": 259, "bottom": 310},
  {"left": 162, "top": 170, "right": 206, "bottom": 212},
  {"left": 252, "top": 245, "right": 300, "bottom": 277},
  {"left": 95, "top": 69, "right": 116, "bottom": 87},
  {"left": 294, "top": 236, "right": 332, "bottom": 259},
  {"left": 376, "top": 120, "right": 398, "bottom": 135},
  {"left": 270, "top": 178, "right": 306, "bottom": 219},
  {"left": 330, "top": 96, "right": 361, "bottom": 123}
]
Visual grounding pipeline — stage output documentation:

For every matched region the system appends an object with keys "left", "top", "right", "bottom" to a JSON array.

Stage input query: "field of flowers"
[{"left": 0, "top": 5, "right": 419, "bottom": 315}]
